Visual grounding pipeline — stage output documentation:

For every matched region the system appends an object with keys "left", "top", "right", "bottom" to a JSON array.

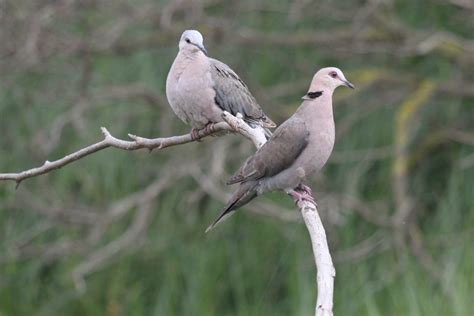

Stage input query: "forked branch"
[
  {"left": 0, "top": 111, "right": 266, "bottom": 186},
  {"left": 1, "top": 109, "right": 334, "bottom": 316}
]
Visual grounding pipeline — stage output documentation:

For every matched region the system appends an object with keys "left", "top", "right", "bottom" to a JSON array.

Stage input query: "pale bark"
[{"left": 0, "top": 111, "right": 335, "bottom": 314}]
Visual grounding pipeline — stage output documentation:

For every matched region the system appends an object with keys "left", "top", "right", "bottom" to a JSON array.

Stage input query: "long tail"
[{"left": 205, "top": 181, "right": 258, "bottom": 233}]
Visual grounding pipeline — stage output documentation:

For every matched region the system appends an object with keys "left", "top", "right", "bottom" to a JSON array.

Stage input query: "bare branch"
[
  {"left": 184, "top": 114, "right": 335, "bottom": 316},
  {"left": 334, "top": 230, "right": 389, "bottom": 263},
  {"left": 228, "top": 119, "right": 335, "bottom": 316},
  {"left": 0, "top": 111, "right": 266, "bottom": 185},
  {"left": 73, "top": 202, "right": 153, "bottom": 293},
  {"left": 299, "top": 200, "right": 335, "bottom": 316}
]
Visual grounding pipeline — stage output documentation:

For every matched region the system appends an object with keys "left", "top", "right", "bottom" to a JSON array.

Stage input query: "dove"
[
  {"left": 206, "top": 67, "right": 354, "bottom": 232},
  {"left": 166, "top": 30, "right": 276, "bottom": 140}
]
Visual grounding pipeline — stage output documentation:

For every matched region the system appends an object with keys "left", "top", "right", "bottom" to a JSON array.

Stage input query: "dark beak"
[
  {"left": 194, "top": 43, "right": 208, "bottom": 56},
  {"left": 343, "top": 80, "right": 355, "bottom": 89}
]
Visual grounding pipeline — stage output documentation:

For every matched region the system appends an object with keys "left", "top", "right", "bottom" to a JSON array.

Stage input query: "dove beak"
[
  {"left": 343, "top": 80, "right": 355, "bottom": 89},
  {"left": 194, "top": 43, "right": 208, "bottom": 56}
]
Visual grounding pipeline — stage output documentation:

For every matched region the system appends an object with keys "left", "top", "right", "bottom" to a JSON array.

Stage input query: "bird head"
[
  {"left": 308, "top": 67, "right": 354, "bottom": 94},
  {"left": 179, "top": 30, "right": 208, "bottom": 55}
]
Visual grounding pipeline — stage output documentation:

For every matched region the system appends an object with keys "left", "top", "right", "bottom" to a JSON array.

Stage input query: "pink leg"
[
  {"left": 190, "top": 128, "right": 201, "bottom": 141},
  {"left": 203, "top": 122, "right": 216, "bottom": 134},
  {"left": 287, "top": 188, "right": 316, "bottom": 208},
  {"left": 190, "top": 123, "right": 216, "bottom": 141},
  {"left": 298, "top": 184, "right": 312, "bottom": 195}
]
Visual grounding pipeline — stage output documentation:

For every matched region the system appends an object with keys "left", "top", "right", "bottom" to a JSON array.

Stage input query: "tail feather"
[
  {"left": 205, "top": 181, "right": 258, "bottom": 233},
  {"left": 205, "top": 199, "right": 240, "bottom": 233},
  {"left": 226, "top": 169, "right": 258, "bottom": 186}
]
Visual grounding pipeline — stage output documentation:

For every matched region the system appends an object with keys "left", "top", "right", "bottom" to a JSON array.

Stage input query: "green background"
[{"left": 0, "top": 0, "right": 473, "bottom": 315}]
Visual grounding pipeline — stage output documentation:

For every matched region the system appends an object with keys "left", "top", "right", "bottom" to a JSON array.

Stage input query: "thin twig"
[
  {"left": 73, "top": 202, "right": 153, "bottom": 293},
  {"left": 0, "top": 111, "right": 266, "bottom": 186}
]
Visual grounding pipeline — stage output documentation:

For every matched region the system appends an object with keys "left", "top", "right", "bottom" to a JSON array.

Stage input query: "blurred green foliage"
[{"left": 0, "top": 0, "right": 473, "bottom": 315}]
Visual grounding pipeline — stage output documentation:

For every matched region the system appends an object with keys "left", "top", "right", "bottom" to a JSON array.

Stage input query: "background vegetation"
[{"left": 1, "top": 0, "right": 473, "bottom": 315}]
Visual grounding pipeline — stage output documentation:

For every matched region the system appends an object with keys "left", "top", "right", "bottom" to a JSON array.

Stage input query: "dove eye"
[
  {"left": 330, "top": 72, "right": 337, "bottom": 78},
  {"left": 185, "top": 38, "right": 191, "bottom": 43}
]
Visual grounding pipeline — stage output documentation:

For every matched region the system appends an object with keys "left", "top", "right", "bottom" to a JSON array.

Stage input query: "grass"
[{"left": 0, "top": 0, "right": 473, "bottom": 315}]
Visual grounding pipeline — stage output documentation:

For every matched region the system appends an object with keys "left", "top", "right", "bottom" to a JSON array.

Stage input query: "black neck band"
[{"left": 307, "top": 91, "right": 323, "bottom": 99}]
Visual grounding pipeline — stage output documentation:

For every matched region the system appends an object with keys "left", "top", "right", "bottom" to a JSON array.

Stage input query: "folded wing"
[
  {"left": 210, "top": 58, "right": 276, "bottom": 128},
  {"left": 227, "top": 117, "right": 309, "bottom": 185}
]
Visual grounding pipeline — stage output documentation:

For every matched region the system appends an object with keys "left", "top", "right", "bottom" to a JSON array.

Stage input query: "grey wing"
[
  {"left": 227, "top": 117, "right": 309, "bottom": 185},
  {"left": 210, "top": 58, "right": 275, "bottom": 128}
]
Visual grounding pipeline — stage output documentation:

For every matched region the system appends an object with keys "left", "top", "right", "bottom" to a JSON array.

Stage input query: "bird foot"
[
  {"left": 297, "top": 184, "right": 312, "bottom": 195},
  {"left": 287, "top": 189, "right": 316, "bottom": 208},
  {"left": 190, "top": 123, "right": 216, "bottom": 141},
  {"left": 190, "top": 128, "right": 202, "bottom": 141},
  {"left": 203, "top": 123, "right": 216, "bottom": 134}
]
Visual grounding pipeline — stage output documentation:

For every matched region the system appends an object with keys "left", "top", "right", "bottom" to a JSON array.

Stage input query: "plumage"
[
  {"left": 206, "top": 67, "right": 355, "bottom": 232},
  {"left": 210, "top": 58, "right": 274, "bottom": 128},
  {"left": 226, "top": 117, "right": 310, "bottom": 185},
  {"left": 166, "top": 30, "right": 275, "bottom": 138},
  {"left": 306, "top": 91, "right": 323, "bottom": 99}
]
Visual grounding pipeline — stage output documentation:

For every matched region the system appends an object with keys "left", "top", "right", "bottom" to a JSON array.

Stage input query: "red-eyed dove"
[
  {"left": 166, "top": 30, "right": 276, "bottom": 139},
  {"left": 206, "top": 67, "right": 354, "bottom": 232}
]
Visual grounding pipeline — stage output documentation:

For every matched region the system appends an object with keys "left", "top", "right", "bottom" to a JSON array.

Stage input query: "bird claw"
[
  {"left": 297, "top": 193, "right": 316, "bottom": 208},
  {"left": 190, "top": 123, "right": 215, "bottom": 141},
  {"left": 287, "top": 188, "right": 316, "bottom": 208},
  {"left": 298, "top": 184, "right": 312, "bottom": 195},
  {"left": 204, "top": 123, "right": 216, "bottom": 134},
  {"left": 190, "top": 128, "right": 202, "bottom": 141}
]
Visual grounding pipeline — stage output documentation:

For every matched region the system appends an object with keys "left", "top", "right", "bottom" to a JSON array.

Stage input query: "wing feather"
[
  {"left": 210, "top": 58, "right": 275, "bottom": 128},
  {"left": 227, "top": 117, "right": 309, "bottom": 185}
]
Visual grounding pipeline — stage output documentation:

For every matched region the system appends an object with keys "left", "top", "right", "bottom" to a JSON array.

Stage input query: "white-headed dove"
[
  {"left": 206, "top": 67, "right": 354, "bottom": 232},
  {"left": 166, "top": 30, "right": 276, "bottom": 139}
]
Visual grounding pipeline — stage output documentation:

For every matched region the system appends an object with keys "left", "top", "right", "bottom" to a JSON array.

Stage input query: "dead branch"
[
  {"left": 73, "top": 202, "right": 153, "bottom": 293},
  {"left": 187, "top": 119, "right": 335, "bottom": 316},
  {"left": 86, "top": 167, "right": 185, "bottom": 245},
  {"left": 0, "top": 111, "right": 266, "bottom": 186},
  {"left": 334, "top": 230, "right": 389, "bottom": 263},
  {"left": 299, "top": 200, "right": 335, "bottom": 316},
  {"left": 34, "top": 83, "right": 165, "bottom": 155}
]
